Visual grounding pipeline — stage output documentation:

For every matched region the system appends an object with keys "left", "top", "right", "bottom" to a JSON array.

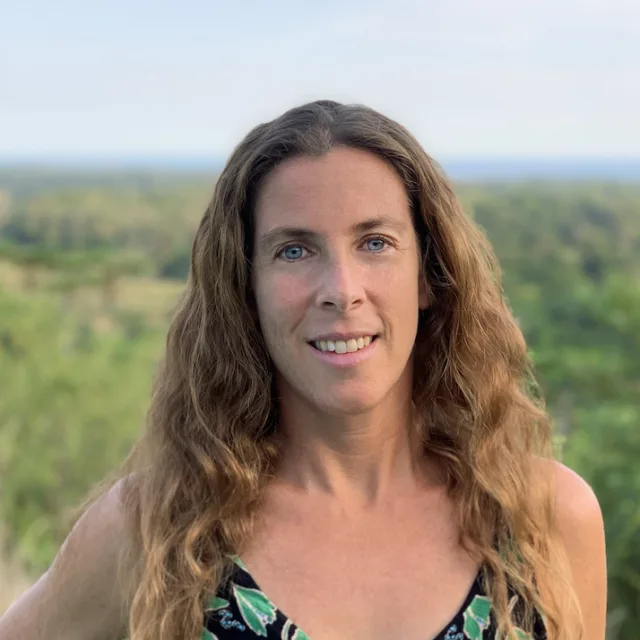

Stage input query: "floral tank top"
[{"left": 201, "top": 557, "right": 546, "bottom": 640}]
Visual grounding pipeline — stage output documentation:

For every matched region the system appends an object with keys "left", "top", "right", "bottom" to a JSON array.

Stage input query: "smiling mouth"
[{"left": 307, "top": 335, "right": 379, "bottom": 353}]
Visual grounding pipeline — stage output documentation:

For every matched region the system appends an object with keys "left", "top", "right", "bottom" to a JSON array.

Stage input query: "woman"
[{"left": 0, "top": 100, "right": 606, "bottom": 640}]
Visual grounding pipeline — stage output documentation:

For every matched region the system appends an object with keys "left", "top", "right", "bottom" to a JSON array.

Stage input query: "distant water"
[{"left": 1, "top": 156, "right": 640, "bottom": 181}]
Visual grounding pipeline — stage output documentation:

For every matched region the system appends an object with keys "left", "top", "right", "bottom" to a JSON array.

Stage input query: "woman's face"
[{"left": 251, "top": 146, "right": 428, "bottom": 416}]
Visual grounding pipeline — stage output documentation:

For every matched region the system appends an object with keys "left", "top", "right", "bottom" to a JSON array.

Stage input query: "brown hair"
[{"left": 85, "top": 99, "right": 581, "bottom": 639}]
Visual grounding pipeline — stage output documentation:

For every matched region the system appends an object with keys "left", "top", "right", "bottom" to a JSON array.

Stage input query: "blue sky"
[{"left": 2, "top": 0, "right": 639, "bottom": 158}]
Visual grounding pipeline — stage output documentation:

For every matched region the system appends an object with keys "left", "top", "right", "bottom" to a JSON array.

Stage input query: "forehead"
[{"left": 253, "top": 146, "right": 411, "bottom": 232}]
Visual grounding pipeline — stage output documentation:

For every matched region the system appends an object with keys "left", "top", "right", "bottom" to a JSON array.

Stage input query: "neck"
[{"left": 275, "top": 395, "right": 427, "bottom": 509}]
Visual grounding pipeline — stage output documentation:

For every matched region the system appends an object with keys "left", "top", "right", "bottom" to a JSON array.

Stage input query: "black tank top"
[{"left": 202, "top": 557, "right": 546, "bottom": 639}]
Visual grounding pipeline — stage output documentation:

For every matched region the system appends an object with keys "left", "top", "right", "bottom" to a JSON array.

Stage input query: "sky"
[{"left": 1, "top": 0, "right": 639, "bottom": 159}]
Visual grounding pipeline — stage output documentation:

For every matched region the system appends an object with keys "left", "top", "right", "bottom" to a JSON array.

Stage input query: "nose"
[{"left": 314, "top": 252, "right": 365, "bottom": 313}]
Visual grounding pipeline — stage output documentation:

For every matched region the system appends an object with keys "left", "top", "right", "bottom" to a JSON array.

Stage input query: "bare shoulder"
[
  {"left": 532, "top": 456, "right": 604, "bottom": 527},
  {"left": 0, "top": 478, "right": 137, "bottom": 640},
  {"left": 550, "top": 460, "right": 603, "bottom": 523},
  {"left": 539, "top": 458, "right": 607, "bottom": 639}
]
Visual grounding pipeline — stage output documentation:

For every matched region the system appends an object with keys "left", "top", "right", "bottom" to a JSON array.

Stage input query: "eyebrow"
[{"left": 258, "top": 216, "right": 410, "bottom": 252}]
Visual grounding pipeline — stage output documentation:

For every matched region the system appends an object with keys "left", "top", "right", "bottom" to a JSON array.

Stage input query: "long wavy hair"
[{"left": 81, "top": 100, "right": 582, "bottom": 639}]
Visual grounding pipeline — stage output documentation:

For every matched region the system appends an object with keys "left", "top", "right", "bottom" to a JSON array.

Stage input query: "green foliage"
[
  {"left": 0, "top": 173, "right": 639, "bottom": 636},
  {"left": 0, "top": 177, "right": 211, "bottom": 278},
  {"left": 0, "top": 290, "right": 164, "bottom": 571}
]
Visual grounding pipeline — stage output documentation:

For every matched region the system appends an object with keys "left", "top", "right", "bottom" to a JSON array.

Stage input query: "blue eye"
[
  {"left": 366, "top": 237, "right": 387, "bottom": 252},
  {"left": 280, "top": 245, "right": 306, "bottom": 261},
  {"left": 276, "top": 235, "right": 393, "bottom": 262}
]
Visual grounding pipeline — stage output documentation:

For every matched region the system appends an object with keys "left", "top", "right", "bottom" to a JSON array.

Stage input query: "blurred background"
[{"left": 1, "top": 0, "right": 638, "bottom": 636}]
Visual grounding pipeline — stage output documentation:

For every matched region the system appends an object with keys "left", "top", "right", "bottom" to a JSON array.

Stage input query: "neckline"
[{"left": 229, "top": 556, "right": 487, "bottom": 640}]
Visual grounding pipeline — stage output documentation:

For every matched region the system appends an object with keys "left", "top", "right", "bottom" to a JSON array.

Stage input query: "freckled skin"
[{"left": 251, "top": 146, "right": 429, "bottom": 418}]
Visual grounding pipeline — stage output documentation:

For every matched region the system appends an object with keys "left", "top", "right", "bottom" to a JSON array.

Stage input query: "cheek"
[
  {"left": 373, "top": 267, "right": 420, "bottom": 310},
  {"left": 275, "top": 274, "right": 307, "bottom": 308},
  {"left": 254, "top": 275, "right": 306, "bottom": 334}
]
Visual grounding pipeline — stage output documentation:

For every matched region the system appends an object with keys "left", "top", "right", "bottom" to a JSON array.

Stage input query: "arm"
[
  {"left": 0, "top": 480, "right": 134, "bottom": 640},
  {"left": 553, "top": 461, "right": 607, "bottom": 640}
]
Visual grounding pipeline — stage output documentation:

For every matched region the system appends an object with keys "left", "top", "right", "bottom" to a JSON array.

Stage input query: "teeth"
[{"left": 313, "top": 336, "right": 374, "bottom": 353}]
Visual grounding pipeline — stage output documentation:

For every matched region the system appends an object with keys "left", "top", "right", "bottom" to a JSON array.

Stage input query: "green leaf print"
[
  {"left": 233, "top": 584, "right": 278, "bottom": 636},
  {"left": 205, "top": 596, "right": 230, "bottom": 612},
  {"left": 292, "top": 629, "right": 312, "bottom": 640},
  {"left": 463, "top": 595, "right": 492, "bottom": 639},
  {"left": 232, "top": 555, "right": 250, "bottom": 572},
  {"left": 201, "top": 629, "right": 219, "bottom": 640}
]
